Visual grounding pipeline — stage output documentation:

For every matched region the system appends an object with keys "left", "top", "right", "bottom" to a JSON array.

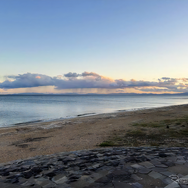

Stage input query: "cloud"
[
  {"left": 0, "top": 72, "right": 188, "bottom": 93},
  {"left": 161, "top": 77, "right": 171, "bottom": 80},
  {"left": 64, "top": 72, "right": 80, "bottom": 78},
  {"left": 64, "top": 71, "right": 101, "bottom": 78},
  {"left": 0, "top": 73, "right": 55, "bottom": 89},
  {"left": 81, "top": 71, "right": 101, "bottom": 78}
]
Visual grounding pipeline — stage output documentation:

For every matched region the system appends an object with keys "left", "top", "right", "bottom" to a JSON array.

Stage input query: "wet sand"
[{"left": 0, "top": 104, "right": 188, "bottom": 163}]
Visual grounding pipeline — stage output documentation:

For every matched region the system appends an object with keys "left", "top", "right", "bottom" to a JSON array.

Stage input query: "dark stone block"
[
  {"left": 109, "top": 170, "right": 131, "bottom": 182},
  {"left": 0, "top": 171, "right": 10, "bottom": 176},
  {"left": 161, "top": 161, "right": 175, "bottom": 167},
  {"left": 111, "top": 160, "right": 120, "bottom": 167},
  {"left": 113, "top": 181, "right": 133, "bottom": 188},
  {"left": 138, "top": 168, "right": 152, "bottom": 174},
  {"left": 31, "top": 167, "right": 42, "bottom": 174},
  {"left": 159, "top": 152, "right": 167, "bottom": 157},
  {"left": 68, "top": 174, "right": 81, "bottom": 182},
  {"left": 22, "top": 171, "right": 33, "bottom": 179},
  {"left": 11, "top": 178, "right": 19, "bottom": 184},
  {"left": 45, "top": 172, "right": 56, "bottom": 178},
  {"left": 95, "top": 176, "right": 111, "bottom": 184}
]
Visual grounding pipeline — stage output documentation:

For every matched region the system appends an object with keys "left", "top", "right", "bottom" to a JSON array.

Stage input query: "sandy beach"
[{"left": 0, "top": 104, "right": 188, "bottom": 163}]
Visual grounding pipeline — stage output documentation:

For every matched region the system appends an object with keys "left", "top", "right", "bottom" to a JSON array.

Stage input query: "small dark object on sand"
[{"left": 166, "top": 125, "right": 169, "bottom": 129}]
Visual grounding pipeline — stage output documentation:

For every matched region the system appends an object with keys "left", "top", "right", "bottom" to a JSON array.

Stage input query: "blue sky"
[{"left": 0, "top": 0, "right": 188, "bottom": 94}]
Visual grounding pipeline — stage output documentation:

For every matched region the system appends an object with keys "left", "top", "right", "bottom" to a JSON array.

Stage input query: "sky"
[{"left": 0, "top": 0, "right": 188, "bottom": 94}]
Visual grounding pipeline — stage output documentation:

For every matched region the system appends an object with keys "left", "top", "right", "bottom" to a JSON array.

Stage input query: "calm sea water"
[{"left": 0, "top": 94, "right": 187, "bottom": 127}]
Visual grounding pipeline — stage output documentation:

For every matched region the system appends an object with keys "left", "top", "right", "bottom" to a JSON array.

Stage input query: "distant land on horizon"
[{"left": 1, "top": 92, "right": 188, "bottom": 96}]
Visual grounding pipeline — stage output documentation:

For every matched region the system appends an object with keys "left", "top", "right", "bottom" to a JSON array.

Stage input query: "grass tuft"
[
  {"left": 99, "top": 141, "right": 115, "bottom": 147},
  {"left": 99, "top": 116, "right": 188, "bottom": 147},
  {"left": 126, "top": 130, "right": 146, "bottom": 137}
]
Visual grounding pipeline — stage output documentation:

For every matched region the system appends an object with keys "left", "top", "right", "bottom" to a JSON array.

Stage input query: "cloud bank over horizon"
[{"left": 0, "top": 72, "right": 188, "bottom": 94}]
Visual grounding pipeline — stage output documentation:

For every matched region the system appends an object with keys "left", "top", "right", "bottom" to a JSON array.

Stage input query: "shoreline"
[
  {"left": 0, "top": 107, "right": 146, "bottom": 129},
  {"left": 0, "top": 103, "right": 188, "bottom": 163},
  {"left": 1, "top": 103, "right": 187, "bottom": 129}
]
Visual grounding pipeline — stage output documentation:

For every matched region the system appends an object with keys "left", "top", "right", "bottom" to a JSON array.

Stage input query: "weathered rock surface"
[{"left": 0, "top": 147, "right": 188, "bottom": 188}]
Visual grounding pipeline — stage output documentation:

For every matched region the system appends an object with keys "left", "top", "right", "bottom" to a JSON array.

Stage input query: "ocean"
[{"left": 0, "top": 94, "right": 187, "bottom": 127}]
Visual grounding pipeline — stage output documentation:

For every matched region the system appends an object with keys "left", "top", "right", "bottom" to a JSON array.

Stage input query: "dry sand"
[{"left": 0, "top": 104, "right": 188, "bottom": 163}]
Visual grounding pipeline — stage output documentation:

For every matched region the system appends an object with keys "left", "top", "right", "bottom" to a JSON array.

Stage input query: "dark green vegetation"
[
  {"left": 99, "top": 116, "right": 188, "bottom": 147},
  {"left": 99, "top": 141, "right": 115, "bottom": 147}
]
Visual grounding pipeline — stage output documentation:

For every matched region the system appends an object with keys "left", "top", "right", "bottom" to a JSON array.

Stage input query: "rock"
[
  {"left": 52, "top": 174, "right": 68, "bottom": 184},
  {"left": 131, "top": 182, "right": 143, "bottom": 188},
  {"left": 131, "top": 174, "right": 142, "bottom": 181},
  {"left": 95, "top": 176, "right": 111, "bottom": 184},
  {"left": 164, "top": 181, "right": 180, "bottom": 188},
  {"left": 68, "top": 174, "right": 81, "bottom": 182},
  {"left": 1, "top": 147, "right": 188, "bottom": 188},
  {"left": 138, "top": 168, "right": 151, "bottom": 174},
  {"left": 22, "top": 170, "right": 33, "bottom": 179},
  {"left": 139, "top": 161, "right": 155, "bottom": 168},
  {"left": 21, "top": 177, "right": 36, "bottom": 186},
  {"left": 110, "top": 170, "right": 131, "bottom": 182},
  {"left": 31, "top": 167, "right": 42, "bottom": 175},
  {"left": 70, "top": 175, "right": 94, "bottom": 188},
  {"left": 113, "top": 181, "right": 133, "bottom": 188},
  {"left": 148, "top": 171, "right": 165, "bottom": 179},
  {"left": 159, "top": 152, "right": 167, "bottom": 157},
  {"left": 10, "top": 178, "right": 19, "bottom": 184}
]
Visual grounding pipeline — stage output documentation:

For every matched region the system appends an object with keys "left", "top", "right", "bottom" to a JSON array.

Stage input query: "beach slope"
[{"left": 0, "top": 104, "right": 188, "bottom": 163}]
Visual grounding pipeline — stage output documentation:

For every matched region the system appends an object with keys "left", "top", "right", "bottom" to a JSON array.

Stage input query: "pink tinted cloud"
[{"left": 0, "top": 72, "right": 188, "bottom": 93}]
